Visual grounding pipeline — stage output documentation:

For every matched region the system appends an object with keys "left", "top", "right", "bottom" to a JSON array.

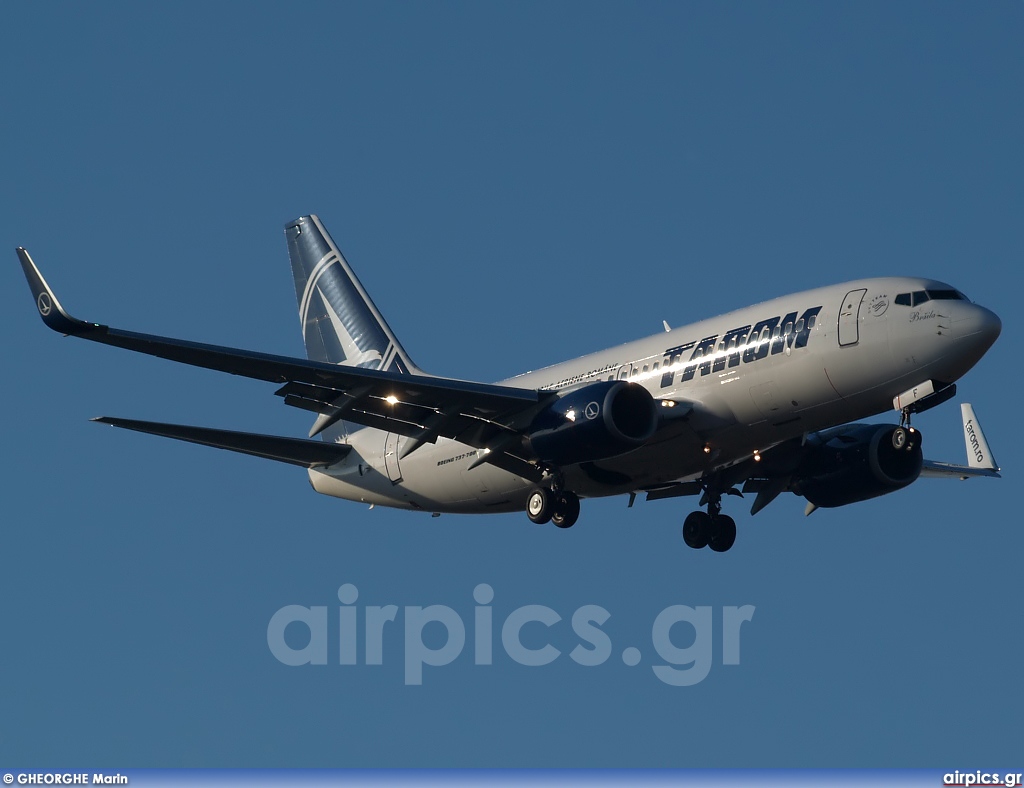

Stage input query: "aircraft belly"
[
  {"left": 564, "top": 429, "right": 707, "bottom": 497},
  {"left": 307, "top": 431, "right": 482, "bottom": 512},
  {"left": 391, "top": 438, "right": 531, "bottom": 512},
  {"left": 460, "top": 463, "right": 533, "bottom": 507}
]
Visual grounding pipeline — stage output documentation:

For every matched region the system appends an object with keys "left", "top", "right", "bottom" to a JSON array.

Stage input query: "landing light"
[
  {"left": 662, "top": 400, "right": 676, "bottom": 408},
  {"left": 753, "top": 450, "right": 762, "bottom": 462},
  {"left": 565, "top": 409, "right": 577, "bottom": 422},
  {"left": 385, "top": 395, "right": 399, "bottom": 405},
  {"left": 703, "top": 445, "right": 712, "bottom": 454}
]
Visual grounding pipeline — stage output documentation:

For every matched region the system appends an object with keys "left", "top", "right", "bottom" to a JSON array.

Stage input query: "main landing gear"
[
  {"left": 526, "top": 486, "right": 581, "bottom": 529},
  {"left": 682, "top": 490, "right": 737, "bottom": 552}
]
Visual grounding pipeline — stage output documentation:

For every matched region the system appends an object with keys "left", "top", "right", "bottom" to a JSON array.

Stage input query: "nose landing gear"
[{"left": 895, "top": 405, "right": 923, "bottom": 452}]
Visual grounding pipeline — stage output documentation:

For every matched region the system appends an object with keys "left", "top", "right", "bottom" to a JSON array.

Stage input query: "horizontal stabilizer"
[{"left": 92, "top": 417, "right": 352, "bottom": 468}]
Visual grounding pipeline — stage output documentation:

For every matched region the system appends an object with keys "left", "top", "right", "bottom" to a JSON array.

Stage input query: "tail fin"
[{"left": 284, "top": 215, "right": 420, "bottom": 374}]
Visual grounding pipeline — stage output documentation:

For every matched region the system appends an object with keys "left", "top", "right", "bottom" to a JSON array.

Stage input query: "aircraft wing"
[
  {"left": 19, "top": 248, "right": 553, "bottom": 476},
  {"left": 919, "top": 461, "right": 1000, "bottom": 479},
  {"left": 645, "top": 403, "right": 1001, "bottom": 517}
]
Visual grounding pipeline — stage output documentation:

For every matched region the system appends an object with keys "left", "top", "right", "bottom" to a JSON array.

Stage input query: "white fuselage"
[{"left": 309, "top": 277, "right": 999, "bottom": 513}]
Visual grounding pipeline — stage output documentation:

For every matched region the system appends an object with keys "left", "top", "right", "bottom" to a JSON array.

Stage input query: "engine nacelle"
[
  {"left": 797, "top": 424, "right": 923, "bottom": 509},
  {"left": 528, "top": 381, "right": 658, "bottom": 466}
]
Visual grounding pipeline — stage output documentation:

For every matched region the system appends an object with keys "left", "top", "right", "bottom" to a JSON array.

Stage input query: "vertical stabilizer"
[{"left": 284, "top": 215, "right": 420, "bottom": 374}]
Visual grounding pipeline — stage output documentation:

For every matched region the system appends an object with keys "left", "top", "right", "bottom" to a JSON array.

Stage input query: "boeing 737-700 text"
[{"left": 18, "top": 215, "right": 1002, "bottom": 551}]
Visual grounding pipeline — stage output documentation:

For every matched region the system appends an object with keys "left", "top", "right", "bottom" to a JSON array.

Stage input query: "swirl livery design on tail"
[{"left": 285, "top": 215, "right": 420, "bottom": 374}]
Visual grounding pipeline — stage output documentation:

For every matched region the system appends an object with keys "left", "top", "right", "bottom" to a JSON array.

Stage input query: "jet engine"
[
  {"left": 795, "top": 424, "right": 923, "bottom": 509},
  {"left": 528, "top": 381, "right": 658, "bottom": 466}
]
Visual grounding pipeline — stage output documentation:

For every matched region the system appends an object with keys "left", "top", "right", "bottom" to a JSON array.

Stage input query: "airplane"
[{"left": 17, "top": 215, "right": 1002, "bottom": 552}]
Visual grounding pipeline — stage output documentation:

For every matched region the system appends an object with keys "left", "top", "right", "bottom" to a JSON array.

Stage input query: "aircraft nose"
[{"left": 957, "top": 303, "right": 1001, "bottom": 352}]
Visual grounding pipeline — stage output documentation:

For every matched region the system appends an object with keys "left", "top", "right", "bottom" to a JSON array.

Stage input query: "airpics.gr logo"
[
  {"left": 267, "top": 584, "right": 755, "bottom": 686},
  {"left": 944, "top": 772, "right": 1022, "bottom": 787}
]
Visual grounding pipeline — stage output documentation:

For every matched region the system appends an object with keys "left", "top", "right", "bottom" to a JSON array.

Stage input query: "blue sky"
[{"left": 2, "top": 1, "right": 1021, "bottom": 767}]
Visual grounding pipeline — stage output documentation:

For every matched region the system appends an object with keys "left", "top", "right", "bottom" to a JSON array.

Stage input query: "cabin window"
[{"left": 795, "top": 318, "right": 805, "bottom": 333}]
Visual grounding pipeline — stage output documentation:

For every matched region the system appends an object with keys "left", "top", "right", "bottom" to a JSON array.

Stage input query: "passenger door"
[{"left": 838, "top": 289, "right": 867, "bottom": 347}]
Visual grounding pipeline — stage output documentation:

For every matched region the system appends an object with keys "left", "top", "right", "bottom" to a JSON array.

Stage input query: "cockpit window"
[
  {"left": 928, "top": 289, "right": 967, "bottom": 301},
  {"left": 896, "top": 289, "right": 967, "bottom": 307}
]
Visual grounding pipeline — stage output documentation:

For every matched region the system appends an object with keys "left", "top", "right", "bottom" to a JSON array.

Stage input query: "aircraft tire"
[
  {"left": 527, "top": 488, "right": 554, "bottom": 524},
  {"left": 551, "top": 492, "right": 580, "bottom": 529},
  {"left": 708, "top": 515, "right": 737, "bottom": 553},
  {"left": 683, "top": 511, "right": 710, "bottom": 549}
]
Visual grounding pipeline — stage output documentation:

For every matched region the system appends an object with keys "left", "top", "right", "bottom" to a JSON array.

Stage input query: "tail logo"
[
  {"left": 299, "top": 255, "right": 392, "bottom": 370},
  {"left": 286, "top": 216, "right": 416, "bottom": 374},
  {"left": 966, "top": 420, "right": 985, "bottom": 464},
  {"left": 37, "top": 293, "right": 52, "bottom": 316}
]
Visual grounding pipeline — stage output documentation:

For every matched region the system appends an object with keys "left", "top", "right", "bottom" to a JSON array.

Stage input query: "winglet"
[
  {"left": 16, "top": 247, "right": 93, "bottom": 335},
  {"left": 961, "top": 403, "right": 999, "bottom": 472}
]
